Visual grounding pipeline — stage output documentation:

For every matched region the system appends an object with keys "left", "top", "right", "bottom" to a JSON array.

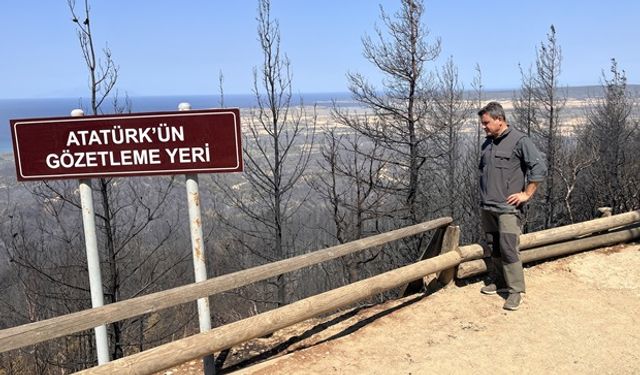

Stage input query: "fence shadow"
[{"left": 220, "top": 293, "right": 426, "bottom": 373}]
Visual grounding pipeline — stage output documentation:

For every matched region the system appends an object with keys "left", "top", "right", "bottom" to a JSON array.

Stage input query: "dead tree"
[
  {"left": 531, "top": 25, "right": 566, "bottom": 229},
  {"left": 213, "top": 0, "right": 315, "bottom": 308},
  {"left": 512, "top": 64, "right": 542, "bottom": 232},
  {"left": 462, "top": 63, "right": 484, "bottom": 243},
  {"left": 310, "top": 112, "right": 391, "bottom": 283},
  {"left": 68, "top": 0, "right": 118, "bottom": 116},
  {"left": 68, "top": 0, "right": 126, "bottom": 359},
  {"left": 555, "top": 138, "right": 597, "bottom": 224},
  {"left": 513, "top": 64, "right": 540, "bottom": 137},
  {"left": 345, "top": 0, "right": 441, "bottom": 227},
  {"left": 471, "top": 63, "right": 484, "bottom": 159},
  {"left": 0, "top": 2, "right": 188, "bottom": 370},
  {"left": 581, "top": 59, "right": 639, "bottom": 213},
  {"left": 431, "top": 57, "right": 471, "bottom": 223}
]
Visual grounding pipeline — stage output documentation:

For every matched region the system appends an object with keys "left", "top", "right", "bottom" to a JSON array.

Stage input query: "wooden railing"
[
  {"left": 0, "top": 218, "right": 453, "bottom": 357},
  {"left": 457, "top": 210, "right": 640, "bottom": 278},
  {"left": 1, "top": 210, "right": 639, "bottom": 374}
]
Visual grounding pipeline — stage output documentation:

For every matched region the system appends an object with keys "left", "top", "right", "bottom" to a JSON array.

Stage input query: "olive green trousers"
[{"left": 481, "top": 209, "right": 525, "bottom": 293}]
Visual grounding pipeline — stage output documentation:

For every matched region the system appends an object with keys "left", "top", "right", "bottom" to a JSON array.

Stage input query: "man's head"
[{"left": 478, "top": 101, "right": 508, "bottom": 138}]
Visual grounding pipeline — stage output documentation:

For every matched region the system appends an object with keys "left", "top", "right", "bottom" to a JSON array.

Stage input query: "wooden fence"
[
  {"left": 1, "top": 210, "right": 639, "bottom": 374},
  {"left": 0, "top": 218, "right": 453, "bottom": 353}
]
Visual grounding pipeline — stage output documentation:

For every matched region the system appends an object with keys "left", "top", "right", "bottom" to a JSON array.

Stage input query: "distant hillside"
[{"left": 475, "top": 84, "right": 640, "bottom": 101}]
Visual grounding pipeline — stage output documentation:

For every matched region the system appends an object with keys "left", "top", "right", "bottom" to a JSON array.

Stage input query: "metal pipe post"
[
  {"left": 72, "top": 109, "right": 110, "bottom": 364},
  {"left": 187, "top": 172, "right": 212, "bottom": 332},
  {"left": 179, "top": 103, "right": 215, "bottom": 374}
]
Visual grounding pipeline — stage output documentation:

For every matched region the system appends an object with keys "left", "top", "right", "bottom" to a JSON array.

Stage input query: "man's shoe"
[
  {"left": 480, "top": 283, "right": 505, "bottom": 295},
  {"left": 503, "top": 293, "right": 522, "bottom": 311}
]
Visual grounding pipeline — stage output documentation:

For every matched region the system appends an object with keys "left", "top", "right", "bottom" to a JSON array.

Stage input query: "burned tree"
[
  {"left": 213, "top": 0, "right": 316, "bottom": 308},
  {"left": 310, "top": 111, "right": 392, "bottom": 283},
  {"left": 345, "top": 0, "right": 441, "bottom": 227},
  {"left": 0, "top": 2, "right": 189, "bottom": 371},
  {"left": 529, "top": 25, "right": 566, "bottom": 229},
  {"left": 513, "top": 64, "right": 540, "bottom": 137},
  {"left": 431, "top": 57, "right": 471, "bottom": 222},
  {"left": 580, "top": 59, "right": 639, "bottom": 213}
]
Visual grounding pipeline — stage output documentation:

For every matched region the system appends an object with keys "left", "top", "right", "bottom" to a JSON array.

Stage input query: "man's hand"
[
  {"left": 508, "top": 181, "right": 541, "bottom": 207},
  {"left": 507, "top": 191, "right": 531, "bottom": 206}
]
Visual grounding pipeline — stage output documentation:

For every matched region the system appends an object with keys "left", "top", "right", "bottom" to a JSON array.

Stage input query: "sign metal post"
[
  {"left": 72, "top": 109, "right": 110, "bottom": 365},
  {"left": 179, "top": 102, "right": 215, "bottom": 374}
]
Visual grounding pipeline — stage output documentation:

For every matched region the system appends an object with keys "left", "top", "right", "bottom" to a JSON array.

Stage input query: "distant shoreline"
[
  {"left": 3, "top": 84, "right": 637, "bottom": 102},
  {"left": 2, "top": 85, "right": 637, "bottom": 154}
]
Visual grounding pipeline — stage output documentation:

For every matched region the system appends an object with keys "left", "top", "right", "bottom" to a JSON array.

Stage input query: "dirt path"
[{"left": 226, "top": 244, "right": 640, "bottom": 374}]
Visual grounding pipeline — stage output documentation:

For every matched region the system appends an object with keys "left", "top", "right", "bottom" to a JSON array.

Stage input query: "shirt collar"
[{"left": 492, "top": 126, "right": 511, "bottom": 141}]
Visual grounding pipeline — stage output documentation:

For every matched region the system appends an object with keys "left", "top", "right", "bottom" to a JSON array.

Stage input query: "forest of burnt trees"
[{"left": 0, "top": 0, "right": 638, "bottom": 372}]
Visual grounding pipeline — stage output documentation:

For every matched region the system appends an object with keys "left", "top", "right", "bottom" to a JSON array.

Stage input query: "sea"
[
  {"left": 0, "top": 92, "right": 355, "bottom": 153},
  {"left": 1, "top": 85, "right": 620, "bottom": 154}
]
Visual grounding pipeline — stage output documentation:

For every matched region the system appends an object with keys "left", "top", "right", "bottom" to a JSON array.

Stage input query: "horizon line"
[{"left": 3, "top": 83, "right": 638, "bottom": 101}]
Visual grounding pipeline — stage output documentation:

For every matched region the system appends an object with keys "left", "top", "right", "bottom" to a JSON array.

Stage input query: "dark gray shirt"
[{"left": 479, "top": 127, "right": 547, "bottom": 213}]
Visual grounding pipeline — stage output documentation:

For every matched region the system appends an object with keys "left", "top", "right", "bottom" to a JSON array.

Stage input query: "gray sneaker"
[
  {"left": 480, "top": 283, "right": 506, "bottom": 295},
  {"left": 503, "top": 293, "right": 522, "bottom": 311}
]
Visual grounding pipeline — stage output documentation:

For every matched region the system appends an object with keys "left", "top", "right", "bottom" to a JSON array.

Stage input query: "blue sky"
[{"left": 1, "top": 0, "right": 639, "bottom": 99}]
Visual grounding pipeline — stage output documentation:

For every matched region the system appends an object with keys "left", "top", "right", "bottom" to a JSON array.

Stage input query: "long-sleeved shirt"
[{"left": 479, "top": 127, "right": 547, "bottom": 213}]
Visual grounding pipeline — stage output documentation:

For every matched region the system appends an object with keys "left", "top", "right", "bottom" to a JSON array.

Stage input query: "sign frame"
[{"left": 10, "top": 108, "right": 243, "bottom": 181}]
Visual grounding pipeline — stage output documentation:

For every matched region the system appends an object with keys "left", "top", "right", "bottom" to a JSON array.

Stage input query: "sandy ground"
[{"left": 164, "top": 243, "right": 640, "bottom": 375}]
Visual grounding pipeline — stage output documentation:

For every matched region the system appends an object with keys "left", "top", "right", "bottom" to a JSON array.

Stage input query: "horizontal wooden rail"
[
  {"left": 521, "top": 210, "right": 640, "bottom": 249},
  {"left": 457, "top": 225, "right": 640, "bottom": 279},
  {"left": 0, "top": 216, "right": 452, "bottom": 353},
  {"left": 78, "top": 245, "right": 479, "bottom": 374},
  {"left": 462, "top": 210, "right": 640, "bottom": 260},
  {"left": 78, "top": 210, "right": 640, "bottom": 373}
]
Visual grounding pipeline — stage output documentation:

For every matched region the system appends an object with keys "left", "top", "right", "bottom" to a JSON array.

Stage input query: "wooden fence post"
[
  {"left": 436, "top": 225, "right": 461, "bottom": 286},
  {"left": 597, "top": 207, "right": 613, "bottom": 217},
  {"left": 401, "top": 226, "right": 447, "bottom": 296}
]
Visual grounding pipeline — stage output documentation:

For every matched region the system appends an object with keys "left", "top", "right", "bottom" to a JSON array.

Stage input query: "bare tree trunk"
[
  {"left": 431, "top": 57, "right": 470, "bottom": 222},
  {"left": 531, "top": 25, "right": 566, "bottom": 229},
  {"left": 513, "top": 64, "right": 541, "bottom": 232},
  {"left": 345, "top": 0, "right": 441, "bottom": 230},
  {"left": 582, "top": 59, "right": 637, "bottom": 214},
  {"left": 213, "top": 0, "right": 315, "bottom": 309}
]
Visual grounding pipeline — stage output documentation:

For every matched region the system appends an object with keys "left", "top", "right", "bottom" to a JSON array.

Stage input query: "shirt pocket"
[{"left": 494, "top": 150, "right": 512, "bottom": 169}]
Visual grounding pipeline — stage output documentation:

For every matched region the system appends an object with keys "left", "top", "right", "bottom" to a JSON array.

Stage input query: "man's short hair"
[{"left": 478, "top": 101, "right": 506, "bottom": 121}]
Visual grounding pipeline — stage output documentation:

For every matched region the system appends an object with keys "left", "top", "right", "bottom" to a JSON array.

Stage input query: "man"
[{"left": 477, "top": 102, "right": 547, "bottom": 311}]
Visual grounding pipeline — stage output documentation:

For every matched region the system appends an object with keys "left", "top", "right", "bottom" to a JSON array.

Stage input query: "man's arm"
[
  {"left": 507, "top": 181, "right": 540, "bottom": 206},
  {"left": 507, "top": 137, "right": 547, "bottom": 207}
]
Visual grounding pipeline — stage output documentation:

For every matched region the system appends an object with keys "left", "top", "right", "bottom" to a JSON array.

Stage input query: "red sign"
[{"left": 10, "top": 108, "right": 243, "bottom": 181}]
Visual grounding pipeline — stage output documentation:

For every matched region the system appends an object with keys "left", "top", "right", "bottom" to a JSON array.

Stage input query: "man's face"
[{"left": 480, "top": 113, "right": 506, "bottom": 138}]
